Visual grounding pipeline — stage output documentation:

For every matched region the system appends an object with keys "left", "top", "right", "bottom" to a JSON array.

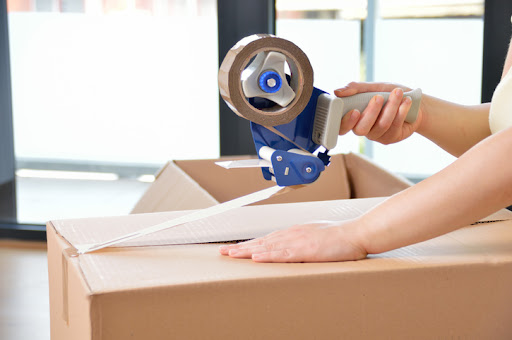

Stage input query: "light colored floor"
[
  {"left": 0, "top": 241, "right": 49, "bottom": 340},
  {"left": 16, "top": 177, "right": 151, "bottom": 224}
]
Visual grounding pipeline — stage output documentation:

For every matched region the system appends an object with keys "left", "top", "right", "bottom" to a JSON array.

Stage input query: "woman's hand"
[
  {"left": 218, "top": 220, "right": 368, "bottom": 263},
  {"left": 335, "top": 82, "right": 424, "bottom": 145}
]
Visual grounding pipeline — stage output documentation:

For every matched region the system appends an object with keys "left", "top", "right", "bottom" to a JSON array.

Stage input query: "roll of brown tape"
[{"left": 219, "top": 34, "right": 314, "bottom": 127}]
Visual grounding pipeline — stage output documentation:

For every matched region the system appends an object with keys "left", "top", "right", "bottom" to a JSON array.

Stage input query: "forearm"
[
  {"left": 356, "top": 127, "right": 512, "bottom": 254},
  {"left": 417, "top": 94, "right": 491, "bottom": 157}
]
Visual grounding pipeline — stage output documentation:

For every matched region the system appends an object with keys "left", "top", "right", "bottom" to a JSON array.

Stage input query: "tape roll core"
[{"left": 219, "top": 34, "right": 314, "bottom": 127}]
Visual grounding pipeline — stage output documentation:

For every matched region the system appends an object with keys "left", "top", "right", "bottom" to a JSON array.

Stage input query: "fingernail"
[
  {"left": 228, "top": 249, "right": 239, "bottom": 256},
  {"left": 351, "top": 109, "right": 360, "bottom": 119},
  {"left": 219, "top": 245, "right": 227, "bottom": 252},
  {"left": 404, "top": 96, "right": 412, "bottom": 104},
  {"left": 374, "top": 95, "right": 384, "bottom": 105},
  {"left": 252, "top": 253, "right": 262, "bottom": 260},
  {"left": 394, "top": 88, "right": 403, "bottom": 97},
  {"left": 334, "top": 88, "right": 347, "bottom": 95}
]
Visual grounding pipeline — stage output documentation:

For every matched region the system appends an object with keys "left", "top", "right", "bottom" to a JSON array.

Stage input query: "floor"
[{"left": 0, "top": 241, "right": 49, "bottom": 340}]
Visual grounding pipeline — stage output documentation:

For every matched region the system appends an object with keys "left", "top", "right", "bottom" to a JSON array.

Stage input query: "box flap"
[
  {"left": 131, "top": 162, "right": 219, "bottom": 214},
  {"left": 174, "top": 154, "right": 351, "bottom": 206},
  {"left": 131, "top": 153, "right": 415, "bottom": 215},
  {"left": 343, "top": 152, "right": 412, "bottom": 198},
  {"left": 56, "top": 197, "right": 384, "bottom": 250},
  {"left": 49, "top": 198, "right": 512, "bottom": 295}
]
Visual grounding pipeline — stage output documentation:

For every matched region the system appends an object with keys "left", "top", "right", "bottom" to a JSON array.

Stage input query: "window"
[
  {"left": 6, "top": 0, "right": 219, "bottom": 223},
  {"left": 276, "top": 0, "right": 484, "bottom": 180}
]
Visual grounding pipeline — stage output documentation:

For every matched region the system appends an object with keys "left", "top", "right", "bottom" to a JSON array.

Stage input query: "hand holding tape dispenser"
[
  {"left": 217, "top": 34, "right": 422, "bottom": 186},
  {"left": 76, "top": 34, "right": 421, "bottom": 254}
]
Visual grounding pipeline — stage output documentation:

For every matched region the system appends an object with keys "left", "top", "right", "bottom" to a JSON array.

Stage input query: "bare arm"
[
  {"left": 418, "top": 37, "right": 512, "bottom": 156},
  {"left": 416, "top": 95, "right": 490, "bottom": 157},
  {"left": 219, "top": 125, "right": 512, "bottom": 262},
  {"left": 360, "top": 126, "right": 512, "bottom": 254}
]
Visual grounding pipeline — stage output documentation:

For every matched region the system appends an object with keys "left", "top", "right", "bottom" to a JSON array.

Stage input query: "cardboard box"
[
  {"left": 47, "top": 153, "right": 512, "bottom": 339},
  {"left": 48, "top": 198, "right": 512, "bottom": 340},
  {"left": 131, "top": 153, "right": 413, "bottom": 213}
]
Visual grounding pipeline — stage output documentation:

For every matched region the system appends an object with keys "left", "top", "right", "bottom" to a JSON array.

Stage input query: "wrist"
[
  {"left": 416, "top": 93, "right": 433, "bottom": 136},
  {"left": 333, "top": 219, "right": 370, "bottom": 259}
]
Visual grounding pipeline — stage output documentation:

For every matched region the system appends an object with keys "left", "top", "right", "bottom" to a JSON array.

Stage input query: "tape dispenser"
[{"left": 218, "top": 34, "right": 422, "bottom": 186}]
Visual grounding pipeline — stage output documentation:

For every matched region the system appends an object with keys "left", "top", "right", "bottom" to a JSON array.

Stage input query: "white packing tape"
[{"left": 76, "top": 185, "right": 286, "bottom": 254}]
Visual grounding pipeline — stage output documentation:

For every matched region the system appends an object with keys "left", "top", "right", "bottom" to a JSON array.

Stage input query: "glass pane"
[
  {"left": 277, "top": 0, "right": 485, "bottom": 180},
  {"left": 276, "top": 0, "right": 365, "bottom": 155},
  {"left": 372, "top": 1, "right": 484, "bottom": 178},
  {"left": 6, "top": 0, "right": 218, "bottom": 224}
]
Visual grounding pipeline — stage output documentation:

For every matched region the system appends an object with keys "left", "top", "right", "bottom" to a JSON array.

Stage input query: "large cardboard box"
[
  {"left": 131, "top": 153, "right": 413, "bottom": 213},
  {"left": 47, "top": 153, "right": 512, "bottom": 339},
  {"left": 48, "top": 198, "right": 512, "bottom": 339}
]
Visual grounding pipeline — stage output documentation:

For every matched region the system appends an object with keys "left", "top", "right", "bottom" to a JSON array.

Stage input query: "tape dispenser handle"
[{"left": 339, "top": 88, "right": 422, "bottom": 123}]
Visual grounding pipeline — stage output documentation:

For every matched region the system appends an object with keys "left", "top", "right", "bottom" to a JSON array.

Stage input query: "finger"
[
  {"left": 366, "top": 88, "right": 403, "bottom": 140},
  {"left": 228, "top": 240, "right": 287, "bottom": 259},
  {"left": 378, "top": 96, "right": 413, "bottom": 144},
  {"left": 224, "top": 231, "right": 292, "bottom": 253},
  {"left": 252, "top": 249, "right": 295, "bottom": 263},
  {"left": 219, "top": 243, "right": 237, "bottom": 255},
  {"left": 227, "top": 245, "right": 266, "bottom": 259},
  {"left": 335, "top": 82, "right": 409, "bottom": 98},
  {"left": 334, "top": 86, "right": 358, "bottom": 97},
  {"left": 392, "top": 95, "right": 412, "bottom": 128},
  {"left": 352, "top": 95, "right": 384, "bottom": 136},
  {"left": 339, "top": 109, "right": 360, "bottom": 135},
  {"left": 218, "top": 238, "right": 263, "bottom": 255}
]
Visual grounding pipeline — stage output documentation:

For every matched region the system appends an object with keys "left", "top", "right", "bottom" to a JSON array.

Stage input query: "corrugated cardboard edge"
[
  {"left": 343, "top": 152, "right": 412, "bottom": 198},
  {"left": 50, "top": 235, "right": 512, "bottom": 339},
  {"left": 131, "top": 161, "right": 219, "bottom": 214},
  {"left": 83, "top": 260, "right": 512, "bottom": 339},
  {"left": 47, "top": 222, "right": 95, "bottom": 340}
]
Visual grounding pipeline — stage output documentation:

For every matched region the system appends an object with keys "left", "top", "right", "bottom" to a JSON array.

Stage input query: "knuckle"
[
  {"left": 256, "top": 238, "right": 267, "bottom": 246},
  {"left": 352, "top": 126, "right": 367, "bottom": 136},
  {"left": 366, "top": 134, "right": 378, "bottom": 142},
  {"left": 265, "top": 242, "right": 279, "bottom": 252},
  {"left": 377, "top": 119, "right": 392, "bottom": 131},
  {"left": 281, "top": 248, "right": 293, "bottom": 260}
]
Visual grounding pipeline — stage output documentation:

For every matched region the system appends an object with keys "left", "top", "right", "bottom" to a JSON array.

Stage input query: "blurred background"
[
  {"left": 1, "top": 2, "right": 512, "bottom": 339},
  {"left": 0, "top": 0, "right": 506, "bottom": 226}
]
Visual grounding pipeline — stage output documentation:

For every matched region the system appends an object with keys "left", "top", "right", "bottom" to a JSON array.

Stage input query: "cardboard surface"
[
  {"left": 48, "top": 154, "right": 512, "bottom": 339},
  {"left": 131, "top": 153, "right": 412, "bottom": 214},
  {"left": 48, "top": 197, "right": 512, "bottom": 340}
]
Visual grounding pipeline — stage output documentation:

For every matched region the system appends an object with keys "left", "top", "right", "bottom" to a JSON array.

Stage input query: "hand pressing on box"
[
  {"left": 218, "top": 220, "right": 368, "bottom": 263},
  {"left": 335, "top": 82, "right": 423, "bottom": 145}
]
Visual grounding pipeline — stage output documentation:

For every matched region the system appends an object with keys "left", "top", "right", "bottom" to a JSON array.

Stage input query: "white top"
[{"left": 489, "top": 67, "right": 512, "bottom": 134}]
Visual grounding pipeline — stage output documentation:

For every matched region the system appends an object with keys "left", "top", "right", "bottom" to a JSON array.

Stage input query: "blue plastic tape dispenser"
[{"left": 217, "top": 34, "right": 422, "bottom": 187}]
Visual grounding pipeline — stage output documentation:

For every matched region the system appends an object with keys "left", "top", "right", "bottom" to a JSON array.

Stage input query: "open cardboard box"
[
  {"left": 47, "top": 153, "right": 512, "bottom": 339},
  {"left": 131, "top": 153, "right": 413, "bottom": 213}
]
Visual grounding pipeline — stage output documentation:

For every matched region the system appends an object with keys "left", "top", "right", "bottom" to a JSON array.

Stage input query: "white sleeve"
[{"left": 489, "top": 69, "right": 512, "bottom": 134}]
